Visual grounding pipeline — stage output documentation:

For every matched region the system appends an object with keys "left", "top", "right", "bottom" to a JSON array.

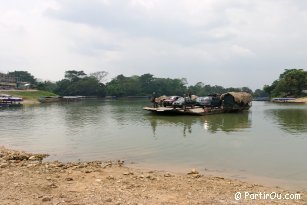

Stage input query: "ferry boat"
[{"left": 144, "top": 92, "right": 252, "bottom": 115}]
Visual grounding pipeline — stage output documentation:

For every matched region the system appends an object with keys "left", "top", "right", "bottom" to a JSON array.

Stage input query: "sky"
[{"left": 0, "top": 0, "right": 307, "bottom": 90}]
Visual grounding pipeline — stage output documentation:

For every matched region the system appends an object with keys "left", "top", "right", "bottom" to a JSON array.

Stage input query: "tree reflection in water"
[
  {"left": 202, "top": 112, "right": 251, "bottom": 133},
  {"left": 268, "top": 109, "right": 307, "bottom": 134},
  {"left": 146, "top": 112, "right": 251, "bottom": 137}
]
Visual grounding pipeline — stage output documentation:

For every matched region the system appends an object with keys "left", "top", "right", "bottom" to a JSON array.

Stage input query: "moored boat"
[
  {"left": 0, "top": 95, "right": 23, "bottom": 108},
  {"left": 38, "top": 96, "right": 83, "bottom": 103},
  {"left": 271, "top": 98, "right": 306, "bottom": 104},
  {"left": 143, "top": 106, "right": 225, "bottom": 116},
  {"left": 144, "top": 92, "right": 252, "bottom": 115},
  {"left": 38, "top": 96, "right": 62, "bottom": 103}
]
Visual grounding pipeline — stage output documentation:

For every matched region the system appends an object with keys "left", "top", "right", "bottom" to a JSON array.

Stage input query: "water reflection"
[
  {"left": 63, "top": 102, "right": 104, "bottom": 127},
  {"left": 145, "top": 112, "right": 251, "bottom": 136},
  {"left": 202, "top": 112, "right": 251, "bottom": 133},
  {"left": 145, "top": 115, "right": 196, "bottom": 137},
  {"left": 1, "top": 101, "right": 307, "bottom": 190},
  {"left": 268, "top": 108, "right": 307, "bottom": 134}
]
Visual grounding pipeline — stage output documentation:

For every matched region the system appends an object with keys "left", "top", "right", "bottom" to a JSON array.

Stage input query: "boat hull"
[{"left": 143, "top": 107, "right": 240, "bottom": 116}]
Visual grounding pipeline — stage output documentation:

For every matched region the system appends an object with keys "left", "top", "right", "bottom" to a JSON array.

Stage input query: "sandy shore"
[
  {"left": 0, "top": 147, "right": 305, "bottom": 205},
  {"left": 292, "top": 97, "right": 307, "bottom": 103}
]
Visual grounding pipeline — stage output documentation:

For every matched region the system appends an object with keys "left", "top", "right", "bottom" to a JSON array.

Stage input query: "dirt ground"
[
  {"left": 292, "top": 97, "right": 307, "bottom": 103},
  {"left": 0, "top": 147, "right": 305, "bottom": 205}
]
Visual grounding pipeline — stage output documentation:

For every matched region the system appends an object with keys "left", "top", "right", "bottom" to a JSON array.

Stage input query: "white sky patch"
[
  {"left": 230, "top": 45, "right": 255, "bottom": 58},
  {"left": 0, "top": 0, "right": 307, "bottom": 89}
]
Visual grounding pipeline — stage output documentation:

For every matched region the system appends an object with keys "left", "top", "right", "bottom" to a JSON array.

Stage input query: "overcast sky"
[{"left": 1, "top": 0, "right": 307, "bottom": 90}]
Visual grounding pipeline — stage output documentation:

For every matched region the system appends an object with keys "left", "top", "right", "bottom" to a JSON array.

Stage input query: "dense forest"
[
  {"left": 27, "top": 70, "right": 254, "bottom": 97},
  {"left": 6, "top": 69, "right": 307, "bottom": 98}
]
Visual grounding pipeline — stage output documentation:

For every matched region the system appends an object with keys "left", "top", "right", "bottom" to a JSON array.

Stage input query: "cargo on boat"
[{"left": 144, "top": 92, "right": 252, "bottom": 115}]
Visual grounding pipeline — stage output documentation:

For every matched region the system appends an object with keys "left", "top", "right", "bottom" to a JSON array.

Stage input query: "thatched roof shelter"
[{"left": 221, "top": 92, "right": 252, "bottom": 104}]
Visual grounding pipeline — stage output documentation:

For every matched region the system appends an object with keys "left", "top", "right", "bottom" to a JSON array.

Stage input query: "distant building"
[
  {"left": 0, "top": 72, "right": 32, "bottom": 90},
  {"left": 0, "top": 72, "right": 17, "bottom": 89}
]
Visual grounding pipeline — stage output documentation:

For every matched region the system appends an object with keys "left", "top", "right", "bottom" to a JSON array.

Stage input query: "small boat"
[
  {"left": 38, "top": 96, "right": 83, "bottom": 103},
  {"left": 271, "top": 98, "right": 305, "bottom": 104},
  {"left": 0, "top": 95, "right": 23, "bottom": 108},
  {"left": 38, "top": 96, "right": 62, "bottom": 103},
  {"left": 61, "top": 96, "right": 83, "bottom": 102}
]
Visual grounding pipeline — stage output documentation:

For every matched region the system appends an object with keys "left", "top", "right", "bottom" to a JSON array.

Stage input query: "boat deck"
[{"left": 143, "top": 106, "right": 224, "bottom": 116}]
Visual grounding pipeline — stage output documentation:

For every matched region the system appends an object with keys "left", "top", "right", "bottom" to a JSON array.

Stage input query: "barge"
[
  {"left": 143, "top": 106, "right": 225, "bottom": 116},
  {"left": 144, "top": 92, "right": 252, "bottom": 116}
]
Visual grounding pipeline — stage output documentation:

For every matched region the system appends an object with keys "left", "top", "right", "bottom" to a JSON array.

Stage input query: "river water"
[{"left": 0, "top": 100, "right": 306, "bottom": 190}]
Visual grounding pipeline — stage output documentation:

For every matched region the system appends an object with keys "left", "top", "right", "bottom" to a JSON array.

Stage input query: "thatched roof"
[{"left": 221, "top": 92, "right": 252, "bottom": 104}]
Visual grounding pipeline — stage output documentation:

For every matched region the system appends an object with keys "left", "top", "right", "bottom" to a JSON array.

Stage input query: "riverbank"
[
  {"left": 0, "top": 90, "right": 56, "bottom": 104},
  {"left": 292, "top": 97, "right": 307, "bottom": 103},
  {"left": 0, "top": 147, "right": 305, "bottom": 205}
]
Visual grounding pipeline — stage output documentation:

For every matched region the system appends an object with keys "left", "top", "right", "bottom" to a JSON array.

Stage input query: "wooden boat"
[
  {"left": 38, "top": 96, "right": 83, "bottom": 103},
  {"left": 38, "top": 96, "right": 62, "bottom": 103},
  {"left": 144, "top": 92, "right": 252, "bottom": 116},
  {"left": 0, "top": 96, "right": 23, "bottom": 107},
  {"left": 61, "top": 96, "right": 83, "bottom": 102},
  {"left": 271, "top": 98, "right": 306, "bottom": 104},
  {"left": 143, "top": 107, "right": 225, "bottom": 116}
]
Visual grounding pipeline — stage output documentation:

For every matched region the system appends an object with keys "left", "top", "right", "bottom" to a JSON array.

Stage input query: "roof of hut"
[{"left": 221, "top": 92, "right": 252, "bottom": 104}]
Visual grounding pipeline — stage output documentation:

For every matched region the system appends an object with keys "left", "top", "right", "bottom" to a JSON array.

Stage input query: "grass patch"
[{"left": 0, "top": 90, "right": 57, "bottom": 100}]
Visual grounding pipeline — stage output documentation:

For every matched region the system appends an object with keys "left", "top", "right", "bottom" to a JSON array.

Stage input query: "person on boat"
[
  {"left": 151, "top": 92, "right": 158, "bottom": 108},
  {"left": 188, "top": 92, "right": 192, "bottom": 99}
]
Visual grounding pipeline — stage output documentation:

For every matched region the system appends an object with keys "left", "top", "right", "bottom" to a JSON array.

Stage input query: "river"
[{"left": 0, "top": 100, "right": 306, "bottom": 190}]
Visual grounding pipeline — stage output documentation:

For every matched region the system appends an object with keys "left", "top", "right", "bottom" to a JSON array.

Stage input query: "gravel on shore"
[{"left": 0, "top": 146, "right": 305, "bottom": 205}]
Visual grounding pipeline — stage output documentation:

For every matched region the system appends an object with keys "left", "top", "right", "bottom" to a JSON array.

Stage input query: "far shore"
[
  {"left": 0, "top": 89, "right": 55, "bottom": 105},
  {"left": 1, "top": 89, "right": 307, "bottom": 105},
  {"left": 0, "top": 146, "right": 305, "bottom": 205},
  {"left": 291, "top": 97, "right": 307, "bottom": 103}
]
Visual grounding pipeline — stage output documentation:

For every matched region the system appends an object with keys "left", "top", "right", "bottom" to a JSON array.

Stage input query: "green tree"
[
  {"left": 253, "top": 89, "right": 269, "bottom": 97},
  {"left": 64, "top": 70, "right": 86, "bottom": 82},
  {"left": 36, "top": 81, "right": 57, "bottom": 92},
  {"left": 265, "top": 69, "right": 307, "bottom": 97},
  {"left": 139, "top": 73, "right": 155, "bottom": 95},
  {"left": 55, "top": 71, "right": 106, "bottom": 97},
  {"left": 90, "top": 71, "right": 108, "bottom": 83},
  {"left": 241, "top": 87, "right": 253, "bottom": 93},
  {"left": 54, "top": 79, "right": 71, "bottom": 96}
]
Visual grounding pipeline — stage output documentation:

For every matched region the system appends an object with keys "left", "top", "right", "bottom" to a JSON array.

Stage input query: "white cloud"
[{"left": 0, "top": 0, "right": 307, "bottom": 89}]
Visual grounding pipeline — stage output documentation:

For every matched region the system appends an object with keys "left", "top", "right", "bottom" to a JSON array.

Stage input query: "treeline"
[
  {"left": 9, "top": 68, "right": 307, "bottom": 98},
  {"left": 12, "top": 70, "right": 254, "bottom": 97},
  {"left": 107, "top": 74, "right": 253, "bottom": 97}
]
